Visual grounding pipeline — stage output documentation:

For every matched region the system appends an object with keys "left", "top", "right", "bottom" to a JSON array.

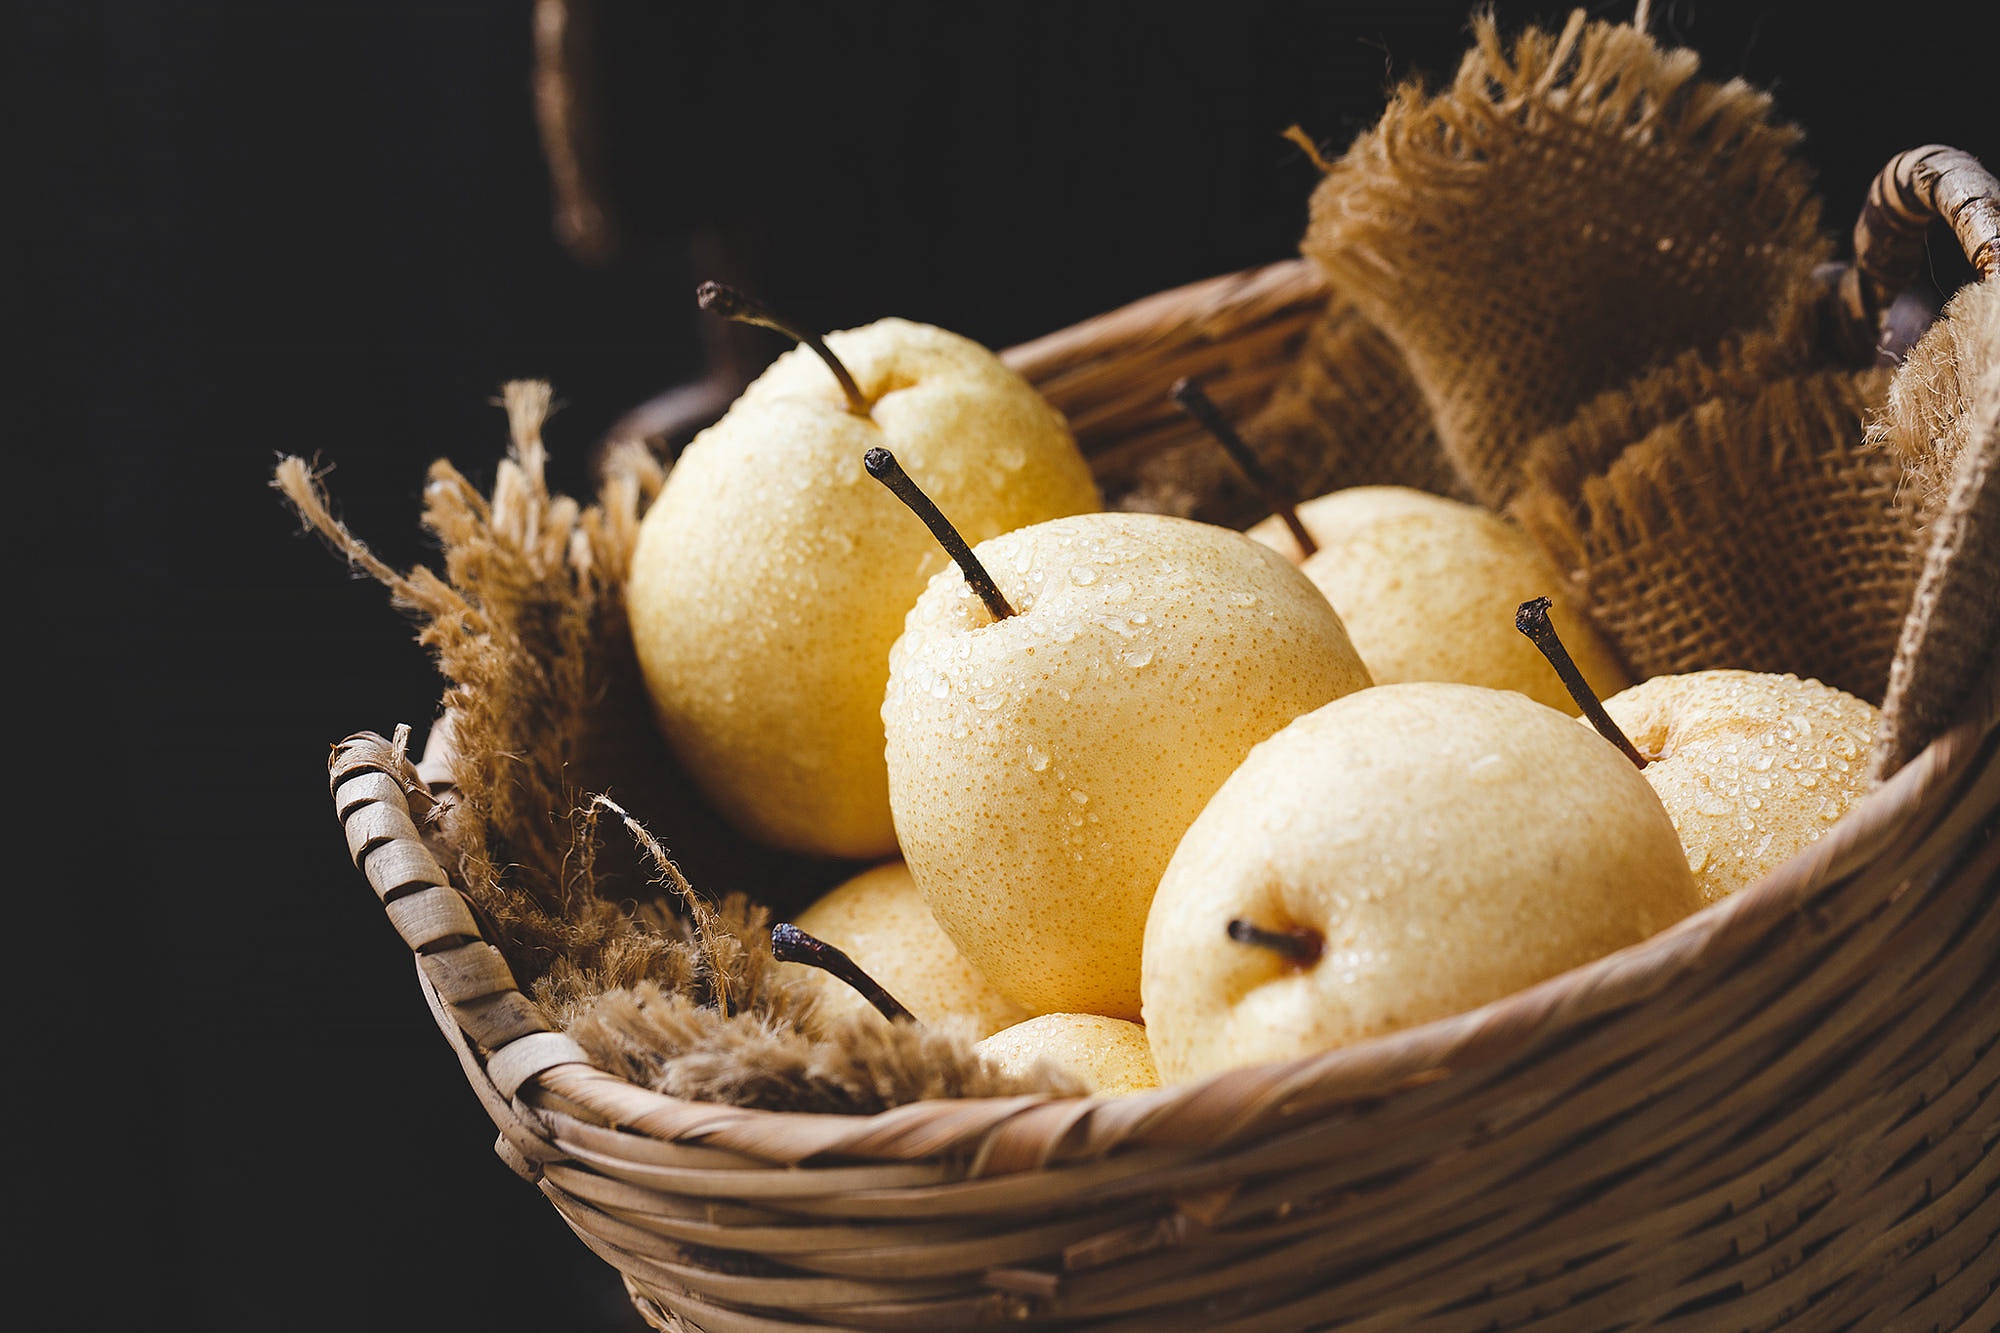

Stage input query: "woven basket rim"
[{"left": 425, "top": 655, "right": 1990, "bottom": 1168}]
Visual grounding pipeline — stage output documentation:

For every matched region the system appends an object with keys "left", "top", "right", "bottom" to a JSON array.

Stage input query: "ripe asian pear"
[
  {"left": 975, "top": 1014, "right": 1159, "bottom": 1097},
  {"left": 882, "top": 510, "right": 1372, "bottom": 1020},
  {"left": 626, "top": 316, "right": 1099, "bottom": 859},
  {"left": 1599, "top": 670, "right": 1880, "bottom": 904},
  {"left": 1141, "top": 682, "right": 1699, "bottom": 1085},
  {"left": 789, "top": 860, "right": 1028, "bottom": 1039}
]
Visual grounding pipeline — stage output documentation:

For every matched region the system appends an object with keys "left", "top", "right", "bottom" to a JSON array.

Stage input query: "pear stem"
[
  {"left": 1514, "top": 596, "right": 1648, "bottom": 769},
  {"left": 1170, "top": 376, "right": 1317, "bottom": 558},
  {"left": 863, "top": 447, "right": 1016, "bottom": 621},
  {"left": 695, "top": 281, "right": 871, "bottom": 416},
  {"left": 1227, "top": 918, "right": 1324, "bottom": 966},
  {"left": 770, "top": 922, "right": 917, "bottom": 1024}
]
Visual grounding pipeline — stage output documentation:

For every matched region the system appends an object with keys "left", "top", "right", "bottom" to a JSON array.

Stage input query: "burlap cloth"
[{"left": 1245, "top": 10, "right": 1999, "bottom": 779}]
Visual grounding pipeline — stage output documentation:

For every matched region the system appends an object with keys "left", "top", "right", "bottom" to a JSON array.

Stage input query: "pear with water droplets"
[
  {"left": 1248, "top": 486, "right": 1629, "bottom": 714},
  {"left": 976, "top": 1013, "right": 1159, "bottom": 1096},
  {"left": 1598, "top": 670, "right": 1879, "bottom": 904},
  {"left": 1142, "top": 682, "right": 1699, "bottom": 1084},
  {"left": 882, "top": 511, "right": 1372, "bottom": 1019},
  {"left": 790, "top": 859, "right": 1028, "bottom": 1038},
  {"left": 627, "top": 319, "right": 1100, "bottom": 858}
]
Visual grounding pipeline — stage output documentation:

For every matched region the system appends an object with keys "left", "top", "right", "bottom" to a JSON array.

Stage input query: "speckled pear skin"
[
  {"left": 790, "top": 860, "right": 1029, "bottom": 1039},
  {"left": 1141, "top": 682, "right": 1699, "bottom": 1085},
  {"left": 627, "top": 319, "right": 1101, "bottom": 859},
  {"left": 884, "top": 511, "right": 1373, "bottom": 1019},
  {"left": 975, "top": 1013, "right": 1160, "bottom": 1096},
  {"left": 1601, "top": 670, "right": 1880, "bottom": 905},
  {"left": 1248, "top": 486, "right": 1630, "bottom": 715}
]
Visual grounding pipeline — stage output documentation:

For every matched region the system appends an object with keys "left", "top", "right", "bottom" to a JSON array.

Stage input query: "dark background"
[{"left": 18, "top": 2, "right": 1995, "bottom": 1328}]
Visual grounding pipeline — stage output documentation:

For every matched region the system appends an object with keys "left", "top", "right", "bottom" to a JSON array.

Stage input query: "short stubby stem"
[
  {"left": 1227, "top": 918, "right": 1325, "bottom": 967},
  {"left": 770, "top": 922, "right": 917, "bottom": 1024}
]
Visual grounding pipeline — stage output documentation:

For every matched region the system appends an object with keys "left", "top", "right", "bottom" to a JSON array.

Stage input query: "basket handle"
[{"left": 1831, "top": 144, "right": 2000, "bottom": 365}]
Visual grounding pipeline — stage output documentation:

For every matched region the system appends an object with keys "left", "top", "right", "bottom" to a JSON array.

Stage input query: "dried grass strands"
[
  {"left": 288, "top": 388, "right": 1063, "bottom": 1112},
  {"left": 278, "top": 382, "right": 674, "bottom": 1000}
]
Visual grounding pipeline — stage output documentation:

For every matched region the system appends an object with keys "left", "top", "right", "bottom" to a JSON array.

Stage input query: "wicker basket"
[{"left": 329, "top": 253, "right": 2000, "bottom": 1331}]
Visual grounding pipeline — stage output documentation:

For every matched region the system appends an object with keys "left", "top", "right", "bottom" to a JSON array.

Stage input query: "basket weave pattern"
[{"left": 333, "top": 265, "right": 2000, "bottom": 1329}]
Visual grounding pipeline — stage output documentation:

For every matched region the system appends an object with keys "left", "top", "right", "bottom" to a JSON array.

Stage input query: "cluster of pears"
[{"left": 627, "top": 295, "right": 1881, "bottom": 1096}]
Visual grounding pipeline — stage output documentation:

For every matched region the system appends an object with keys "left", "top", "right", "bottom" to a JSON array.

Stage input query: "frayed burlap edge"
[
  {"left": 1512, "top": 367, "right": 1916, "bottom": 701},
  {"left": 277, "top": 385, "right": 1075, "bottom": 1112},
  {"left": 1869, "top": 275, "right": 2000, "bottom": 527},
  {"left": 1310, "top": 11, "right": 1824, "bottom": 296},
  {"left": 1302, "top": 10, "right": 1830, "bottom": 508},
  {"left": 1521, "top": 298, "right": 1821, "bottom": 511},
  {"left": 1871, "top": 276, "right": 2000, "bottom": 777}
]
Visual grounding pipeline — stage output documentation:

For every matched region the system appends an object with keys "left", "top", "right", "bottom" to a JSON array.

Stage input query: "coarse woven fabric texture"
[
  {"left": 1872, "top": 275, "right": 2000, "bottom": 776},
  {"left": 1300, "top": 11, "right": 1831, "bottom": 512},
  {"left": 1285, "top": 10, "right": 1996, "bottom": 727}
]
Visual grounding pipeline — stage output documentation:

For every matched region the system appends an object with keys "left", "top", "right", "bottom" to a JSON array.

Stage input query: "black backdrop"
[{"left": 18, "top": 2, "right": 1996, "bottom": 1328}]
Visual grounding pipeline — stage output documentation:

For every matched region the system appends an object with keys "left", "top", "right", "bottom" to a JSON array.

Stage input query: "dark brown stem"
[
  {"left": 770, "top": 922, "right": 916, "bottom": 1024},
  {"left": 1227, "top": 918, "right": 1324, "bottom": 967},
  {"left": 864, "top": 447, "right": 1016, "bottom": 621},
  {"left": 695, "top": 281, "right": 871, "bottom": 416},
  {"left": 1170, "top": 377, "right": 1317, "bottom": 558},
  {"left": 1515, "top": 596, "right": 1648, "bottom": 769}
]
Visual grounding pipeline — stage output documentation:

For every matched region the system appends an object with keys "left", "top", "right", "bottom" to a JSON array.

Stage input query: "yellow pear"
[
  {"left": 1141, "top": 682, "right": 1699, "bottom": 1085},
  {"left": 976, "top": 1014, "right": 1160, "bottom": 1096},
  {"left": 788, "top": 860, "right": 1028, "bottom": 1038},
  {"left": 626, "top": 316, "right": 1099, "bottom": 858},
  {"left": 883, "top": 510, "right": 1373, "bottom": 1019},
  {"left": 1599, "top": 670, "right": 1880, "bottom": 905},
  {"left": 1247, "top": 486, "right": 1629, "bottom": 715}
]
